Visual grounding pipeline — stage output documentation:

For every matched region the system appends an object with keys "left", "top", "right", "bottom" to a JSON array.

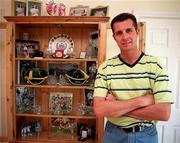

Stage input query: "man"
[{"left": 93, "top": 13, "right": 173, "bottom": 143}]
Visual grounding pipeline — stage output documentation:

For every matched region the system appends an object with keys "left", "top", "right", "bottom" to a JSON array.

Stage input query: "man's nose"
[{"left": 122, "top": 32, "right": 128, "bottom": 39}]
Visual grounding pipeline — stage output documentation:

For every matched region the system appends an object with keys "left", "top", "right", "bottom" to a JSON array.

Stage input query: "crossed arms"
[{"left": 93, "top": 94, "right": 171, "bottom": 121}]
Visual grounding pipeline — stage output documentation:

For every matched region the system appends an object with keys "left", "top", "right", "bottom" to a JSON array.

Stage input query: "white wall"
[{"left": 0, "top": 0, "right": 11, "bottom": 21}]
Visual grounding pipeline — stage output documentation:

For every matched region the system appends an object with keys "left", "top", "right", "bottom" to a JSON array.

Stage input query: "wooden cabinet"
[
  {"left": 4, "top": 16, "right": 109, "bottom": 143},
  {"left": 0, "top": 22, "right": 14, "bottom": 142}
]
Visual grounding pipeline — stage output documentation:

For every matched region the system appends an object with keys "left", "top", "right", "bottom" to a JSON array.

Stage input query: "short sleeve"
[
  {"left": 93, "top": 62, "right": 109, "bottom": 98},
  {"left": 152, "top": 59, "right": 174, "bottom": 104}
]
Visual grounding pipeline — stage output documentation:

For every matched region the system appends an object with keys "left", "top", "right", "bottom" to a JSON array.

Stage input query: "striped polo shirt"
[{"left": 93, "top": 52, "right": 173, "bottom": 127}]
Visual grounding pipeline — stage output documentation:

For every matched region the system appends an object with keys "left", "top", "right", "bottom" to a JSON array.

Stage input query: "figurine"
[
  {"left": 46, "top": 0, "right": 57, "bottom": 15},
  {"left": 58, "top": 2, "right": 66, "bottom": 16}
]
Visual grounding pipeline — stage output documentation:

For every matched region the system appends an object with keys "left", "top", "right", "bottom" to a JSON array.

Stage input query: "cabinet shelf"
[
  {"left": 4, "top": 16, "right": 109, "bottom": 24},
  {"left": 16, "top": 58, "right": 97, "bottom": 62},
  {"left": 16, "top": 131, "right": 96, "bottom": 143},
  {"left": 16, "top": 113, "right": 96, "bottom": 119},
  {"left": 15, "top": 84, "right": 94, "bottom": 90}
]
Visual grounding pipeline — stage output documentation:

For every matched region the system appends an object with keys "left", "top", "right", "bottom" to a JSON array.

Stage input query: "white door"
[{"left": 135, "top": 12, "right": 180, "bottom": 143}]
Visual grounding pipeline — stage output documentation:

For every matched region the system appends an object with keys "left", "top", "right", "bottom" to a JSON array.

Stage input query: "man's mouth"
[{"left": 122, "top": 41, "right": 131, "bottom": 46}]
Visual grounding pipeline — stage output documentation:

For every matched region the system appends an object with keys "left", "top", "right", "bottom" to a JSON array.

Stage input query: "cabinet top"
[{"left": 4, "top": 16, "right": 110, "bottom": 24}]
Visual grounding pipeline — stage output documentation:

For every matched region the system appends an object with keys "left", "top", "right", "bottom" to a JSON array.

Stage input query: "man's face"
[{"left": 112, "top": 19, "right": 138, "bottom": 53}]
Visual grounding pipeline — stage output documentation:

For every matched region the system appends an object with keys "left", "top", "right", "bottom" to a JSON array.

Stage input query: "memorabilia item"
[
  {"left": 25, "top": 68, "right": 48, "bottom": 85},
  {"left": 79, "top": 51, "right": 86, "bottom": 59},
  {"left": 87, "top": 62, "right": 97, "bottom": 85},
  {"left": 16, "top": 40, "right": 39, "bottom": 58},
  {"left": 90, "top": 6, "right": 108, "bottom": 16},
  {"left": 77, "top": 103, "right": 94, "bottom": 115},
  {"left": 14, "top": 0, "right": 26, "bottom": 16},
  {"left": 88, "top": 31, "right": 98, "bottom": 58},
  {"left": 46, "top": 0, "right": 57, "bottom": 15},
  {"left": 48, "top": 34, "right": 74, "bottom": 58},
  {"left": 35, "top": 121, "right": 42, "bottom": 136},
  {"left": 33, "top": 105, "right": 42, "bottom": 114},
  {"left": 58, "top": 2, "right": 66, "bottom": 16},
  {"left": 77, "top": 103, "right": 86, "bottom": 115},
  {"left": 21, "top": 121, "right": 41, "bottom": 137},
  {"left": 65, "top": 68, "right": 89, "bottom": 85},
  {"left": 78, "top": 124, "right": 88, "bottom": 141},
  {"left": 16, "top": 87, "right": 35, "bottom": 113},
  {"left": 85, "top": 89, "right": 93, "bottom": 106},
  {"left": 69, "top": 5, "right": 89, "bottom": 16},
  {"left": 18, "top": 60, "right": 36, "bottom": 83},
  {"left": 51, "top": 118, "right": 73, "bottom": 133},
  {"left": 54, "top": 50, "right": 64, "bottom": 58},
  {"left": 77, "top": 123, "right": 96, "bottom": 140},
  {"left": 27, "top": 0, "right": 42, "bottom": 16},
  {"left": 69, "top": 120, "right": 77, "bottom": 138},
  {"left": 33, "top": 50, "right": 44, "bottom": 58},
  {"left": 49, "top": 92, "right": 73, "bottom": 115},
  {"left": 22, "top": 32, "right": 29, "bottom": 40},
  {"left": 48, "top": 62, "right": 79, "bottom": 85}
]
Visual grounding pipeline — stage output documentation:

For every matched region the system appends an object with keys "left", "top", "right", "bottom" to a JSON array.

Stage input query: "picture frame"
[
  {"left": 14, "top": 0, "right": 26, "bottom": 16},
  {"left": 80, "top": 51, "right": 86, "bottom": 59},
  {"left": 16, "top": 40, "right": 40, "bottom": 58},
  {"left": 90, "top": 6, "right": 108, "bottom": 16},
  {"left": 16, "top": 87, "right": 35, "bottom": 113},
  {"left": 69, "top": 5, "right": 89, "bottom": 16},
  {"left": 49, "top": 92, "right": 73, "bottom": 115},
  {"left": 27, "top": 0, "right": 42, "bottom": 16}
]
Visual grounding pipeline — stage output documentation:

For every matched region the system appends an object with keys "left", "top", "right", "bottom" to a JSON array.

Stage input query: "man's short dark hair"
[{"left": 111, "top": 13, "right": 138, "bottom": 33}]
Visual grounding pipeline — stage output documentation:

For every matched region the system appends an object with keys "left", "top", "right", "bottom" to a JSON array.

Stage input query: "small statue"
[
  {"left": 58, "top": 2, "right": 66, "bottom": 16},
  {"left": 46, "top": 0, "right": 57, "bottom": 16}
]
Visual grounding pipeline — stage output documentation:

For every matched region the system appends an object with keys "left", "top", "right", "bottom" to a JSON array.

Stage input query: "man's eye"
[
  {"left": 115, "top": 31, "right": 122, "bottom": 36},
  {"left": 126, "top": 28, "right": 133, "bottom": 33}
]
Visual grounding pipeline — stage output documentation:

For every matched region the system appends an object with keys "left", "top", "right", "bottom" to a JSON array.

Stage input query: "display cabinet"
[
  {"left": 0, "top": 22, "right": 14, "bottom": 142},
  {"left": 3, "top": 16, "right": 109, "bottom": 143}
]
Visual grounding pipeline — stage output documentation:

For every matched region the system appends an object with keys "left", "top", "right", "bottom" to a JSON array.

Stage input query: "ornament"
[
  {"left": 58, "top": 2, "right": 66, "bottom": 16},
  {"left": 46, "top": 0, "right": 57, "bottom": 15}
]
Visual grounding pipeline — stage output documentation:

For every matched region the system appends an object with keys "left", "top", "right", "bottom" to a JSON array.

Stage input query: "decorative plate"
[{"left": 48, "top": 34, "right": 74, "bottom": 57}]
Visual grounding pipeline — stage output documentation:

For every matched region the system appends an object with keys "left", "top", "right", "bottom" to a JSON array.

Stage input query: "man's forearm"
[
  {"left": 93, "top": 94, "right": 154, "bottom": 117},
  {"left": 125, "top": 103, "right": 171, "bottom": 121}
]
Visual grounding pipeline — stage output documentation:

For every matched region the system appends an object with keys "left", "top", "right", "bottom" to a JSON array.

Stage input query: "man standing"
[{"left": 93, "top": 13, "right": 173, "bottom": 143}]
